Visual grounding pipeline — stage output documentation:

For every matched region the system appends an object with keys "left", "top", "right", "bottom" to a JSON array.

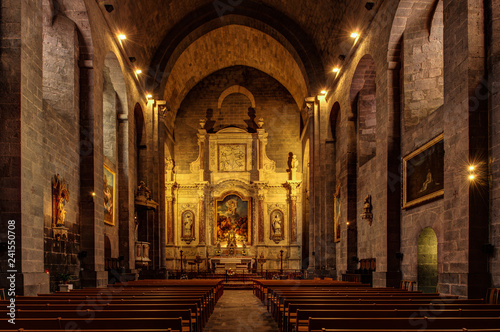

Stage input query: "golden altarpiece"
[{"left": 164, "top": 119, "right": 302, "bottom": 272}]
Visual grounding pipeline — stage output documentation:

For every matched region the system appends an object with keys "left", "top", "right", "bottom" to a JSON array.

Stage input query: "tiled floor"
[{"left": 204, "top": 290, "right": 279, "bottom": 332}]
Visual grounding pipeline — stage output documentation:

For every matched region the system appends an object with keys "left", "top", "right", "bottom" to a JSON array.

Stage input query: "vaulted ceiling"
[{"left": 95, "top": 0, "right": 383, "bottom": 109}]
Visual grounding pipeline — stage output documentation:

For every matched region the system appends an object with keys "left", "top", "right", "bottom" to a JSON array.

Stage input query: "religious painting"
[
  {"left": 218, "top": 144, "right": 246, "bottom": 172},
  {"left": 333, "top": 183, "right": 341, "bottom": 242},
  {"left": 181, "top": 210, "right": 195, "bottom": 244},
  {"left": 103, "top": 165, "right": 115, "bottom": 225},
  {"left": 403, "top": 134, "right": 444, "bottom": 209},
  {"left": 214, "top": 193, "right": 251, "bottom": 245},
  {"left": 270, "top": 209, "right": 284, "bottom": 243}
]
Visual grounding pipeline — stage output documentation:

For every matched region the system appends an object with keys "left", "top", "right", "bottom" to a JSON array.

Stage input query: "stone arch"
[
  {"left": 350, "top": 55, "right": 377, "bottom": 166},
  {"left": 418, "top": 227, "right": 438, "bottom": 293},
  {"left": 147, "top": 1, "right": 325, "bottom": 99},
  {"left": 218, "top": 85, "right": 256, "bottom": 109},
  {"left": 162, "top": 25, "right": 308, "bottom": 113}
]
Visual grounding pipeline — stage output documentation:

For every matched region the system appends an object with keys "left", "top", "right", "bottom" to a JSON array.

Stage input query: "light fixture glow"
[
  {"left": 320, "top": 90, "right": 327, "bottom": 95},
  {"left": 346, "top": 221, "right": 350, "bottom": 225},
  {"left": 118, "top": 34, "right": 127, "bottom": 40},
  {"left": 332, "top": 67, "right": 340, "bottom": 73},
  {"left": 146, "top": 94, "right": 152, "bottom": 99},
  {"left": 469, "top": 174, "right": 475, "bottom": 180},
  {"left": 469, "top": 165, "right": 475, "bottom": 171},
  {"left": 350, "top": 32, "right": 359, "bottom": 38},
  {"left": 91, "top": 192, "right": 96, "bottom": 196},
  {"left": 135, "top": 69, "right": 142, "bottom": 74}
]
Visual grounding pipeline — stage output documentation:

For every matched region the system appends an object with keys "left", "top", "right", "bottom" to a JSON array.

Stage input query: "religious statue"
[
  {"left": 136, "top": 181, "right": 152, "bottom": 200},
  {"left": 272, "top": 212, "right": 282, "bottom": 237},
  {"left": 165, "top": 158, "right": 175, "bottom": 182},
  {"left": 183, "top": 211, "right": 193, "bottom": 237},
  {"left": 290, "top": 154, "right": 299, "bottom": 180},
  {"left": 52, "top": 174, "right": 69, "bottom": 227}
]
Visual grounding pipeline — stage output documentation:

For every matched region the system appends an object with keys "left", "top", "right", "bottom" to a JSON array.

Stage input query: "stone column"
[
  {"left": 305, "top": 99, "right": 316, "bottom": 271},
  {"left": 257, "top": 129, "right": 269, "bottom": 181},
  {"left": 254, "top": 182, "right": 267, "bottom": 244},
  {"left": 286, "top": 181, "right": 301, "bottom": 244},
  {"left": 196, "top": 182, "right": 208, "bottom": 244},
  {"left": 197, "top": 128, "right": 207, "bottom": 182},
  {"left": 442, "top": 0, "right": 489, "bottom": 298},
  {"left": 165, "top": 182, "right": 175, "bottom": 244}
]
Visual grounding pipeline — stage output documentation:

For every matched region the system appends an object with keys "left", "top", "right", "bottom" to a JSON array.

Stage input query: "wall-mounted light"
[
  {"left": 332, "top": 67, "right": 340, "bottom": 73},
  {"left": 320, "top": 90, "right": 327, "bottom": 96},
  {"left": 118, "top": 34, "right": 126, "bottom": 40},
  {"left": 135, "top": 69, "right": 142, "bottom": 75},
  {"left": 350, "top": 32, "right": 359, "bottom": 39},
  {"left": 146, "top": 94, "right": 153, "bottom": 99},
  {"left": 468, "top": 165, "right": 477, "bottom": 181},
  {"left": 91, "top": 192, "right": 96, "bottom": 197}
]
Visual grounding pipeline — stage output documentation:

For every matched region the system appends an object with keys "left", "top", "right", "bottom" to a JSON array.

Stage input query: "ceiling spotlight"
[
  {"left": 146, "top": 94, "right": 152, "bottom": 99},
  {"left": 332, "top": 68, "right": 340, "bottom": 73},
  {"left": 118, "top": 34, "right": 126, "bottom": 40},
  {"left": 469, "top": 165, "right": 475, "bottom": 171},
  {"left": 365, "top": 2, "right": 375, "bottom": 10},
  {"left": 350, "top": 32, "right": 359, "bottom": 38},
  {"left": 104, "top": 4, "right": 114, "bottom": 12},
  {"left": 469, "top": 174, "right": 476, "bottom": 180},
  {"left": 135, "top": 69, "right": 142, "bottom": 74},
  {"left": 338, "top": 54, "right": 346, "bottom": 61},
  {"left": 129, "top": 57, "right": 136, "bottom": 63}
]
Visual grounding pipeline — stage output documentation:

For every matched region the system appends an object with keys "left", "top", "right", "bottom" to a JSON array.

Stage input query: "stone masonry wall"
[{"left": 175, "top": 66, "right": 302, "bottom": 174}]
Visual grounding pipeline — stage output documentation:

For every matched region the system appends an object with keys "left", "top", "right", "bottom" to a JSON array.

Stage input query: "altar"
[{"left": 210, "top": 257, "right": 255, "bottom": 273}]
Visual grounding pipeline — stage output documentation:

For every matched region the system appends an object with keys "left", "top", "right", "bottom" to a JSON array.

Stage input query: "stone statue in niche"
[
  {"left": 52, "top": 174, "right": 69, "bottom": 227},
  {"left": 181, "top": 210, "right": 195, "bottom": 244},
  {"left": 270, "top": 210, "right": 284, "bottom": 243},
  {"left": 183, "top": 211, "right": 193, "bottom": 237}
]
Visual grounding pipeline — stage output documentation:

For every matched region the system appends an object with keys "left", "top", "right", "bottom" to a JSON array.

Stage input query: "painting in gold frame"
[
  {"left": 402, "top": 134, "right": 444, "bottom": 209},
  {"left": 103, "top": 164, "right": 115, "bottom": 225},
  {"left": 333, "top": 183, "right": 341, "bottom": 242},
  {"left": 213, "top": 192, "right": 251, "bottom": 245}
]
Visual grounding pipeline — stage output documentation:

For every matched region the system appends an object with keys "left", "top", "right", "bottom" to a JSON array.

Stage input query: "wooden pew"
[
  {"left": 10, "top": 309, "right": 193, "bottom": 332},
  {"left": 286, "top": 302, "right": 500, "bottom": 332},
  {"left": 294, "top": 309, "right": 500, "bottom": 332},
  {"left": 307, "top": 317, "right": 500, "bottom": 332},
  {"left": 0, "top": 317, "right": 183, "bottom": 331}
]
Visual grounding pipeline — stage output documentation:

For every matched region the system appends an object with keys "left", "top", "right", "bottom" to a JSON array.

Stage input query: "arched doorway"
[{"left": 417, "top": 227, "right": 438, "bottom": 293}]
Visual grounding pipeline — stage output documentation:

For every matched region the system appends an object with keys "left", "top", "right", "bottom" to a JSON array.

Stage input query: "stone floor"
[{"left": 203, "top": 290, "right": 279, "bottom": 332}]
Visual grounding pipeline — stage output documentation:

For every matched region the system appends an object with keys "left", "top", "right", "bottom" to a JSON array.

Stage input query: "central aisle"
[{"left": 204, "top": 290, "right": 279, "bottom": 332}]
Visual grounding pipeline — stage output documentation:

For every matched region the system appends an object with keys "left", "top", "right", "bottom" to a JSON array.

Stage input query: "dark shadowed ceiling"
[{"left": 95, "top": 0, "right": 383, "bottom": 109}]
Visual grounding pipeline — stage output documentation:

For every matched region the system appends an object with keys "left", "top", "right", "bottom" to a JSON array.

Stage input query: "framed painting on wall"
[
  {"left": 214, "top": 193, "right": 251, "bottom": 245},
  {"left": 334, "top": 183, "right": 341, "bottom": 242},
  {"left": 402, "top": 134, "right": 444, "bottom": 209},
  {"left": 103, "top": 164, "right": 115, "bottom": 225}
]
